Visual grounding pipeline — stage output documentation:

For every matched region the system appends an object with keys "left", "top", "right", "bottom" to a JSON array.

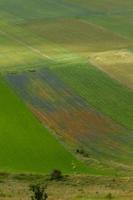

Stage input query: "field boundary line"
[
  {"left": 89, "top": 57, "right": 133, "bottom": 91},
  {"left": 80, "top": 19, "right": 133, "bottom": 42},
  {"left": 0, "top": 30, "right": 52, "bottom": 60}
]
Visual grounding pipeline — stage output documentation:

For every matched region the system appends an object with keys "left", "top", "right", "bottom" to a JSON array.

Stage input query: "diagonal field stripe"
[{"left": 0, "top": 30, "right": 52, "bottom": 60}]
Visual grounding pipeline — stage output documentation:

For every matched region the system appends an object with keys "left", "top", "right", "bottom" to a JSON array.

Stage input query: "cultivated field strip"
[
  {"left": 0, "top": 20, "right": 87, "bottom": 72},
  {"left": 6, "top": 67, "right": 133, "bottom": 167},
  {"left": 53, "top": 63, "right": 133, "bottom": 131},
  {"left": 69, "top": 0, "right": 133, "bottom": 44},
  {"left": 0, "top": 76, "right": 91, "bottom": 174},
  {"left": 22, "top": 19, "right": 132, "bottom": 54},
  {"left": 89, "top": 50, "right": 133, "bottom": 90},
  {"left": 0, "top": 21, "right": 54, "bottom": 72},
  {"left": 0, "top": 30, "right": 51, "bottom": 59},
  {"left": 0, "top": 0, "right": 89, "bottom": 21},
  {"left": 82, "top": 15, "right": 133, "bottom": 42}
]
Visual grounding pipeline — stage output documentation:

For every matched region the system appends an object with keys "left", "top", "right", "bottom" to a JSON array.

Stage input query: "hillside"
[
  {"left": 0, "top": 77, "right": 92, "bottom": 174},
  {"left": 0, "top": 0, "right": 132, "bottom": 175}
]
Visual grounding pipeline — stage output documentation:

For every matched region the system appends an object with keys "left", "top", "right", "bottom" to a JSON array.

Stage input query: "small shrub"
[
  {"left": 76, "top": 148, "right": 90, "bottom": 157},
  {"left": 50, "top": 169, "right": 63, "bottom": 180},
  {"left": 76, "top": 148, "right": 85, "bottom": 154},
  {"left": 106, "top": 193, "right": 113, "bottom": 199},
  {"left": 30, "top": 184, "right": 48, "bottom": 200}
]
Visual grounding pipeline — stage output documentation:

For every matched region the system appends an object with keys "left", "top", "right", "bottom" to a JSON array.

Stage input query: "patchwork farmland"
[
  {"left": 6, "top": 67, "right": 133, "bottom": 169},
  {"left": 0, "top": 0, "right": 133, "bottom": 199}
]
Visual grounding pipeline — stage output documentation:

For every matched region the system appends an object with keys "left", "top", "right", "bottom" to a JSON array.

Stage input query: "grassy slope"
[
  {"left": 69, "top": 0, "right": 133, "bottom": 90},
  {"left": 53, "top": 62, "right": 133, "bottom": 131},
  {"left": 0, "top": 77, "right": 92, "bottom": 174},
  {"left": 0, "top": 0, "right": 86, "bottom": 21},
  {"left": 0, "top": 0, "right": 132, "bottom": 175},
  {"left": 0, "top": 29, "right": 45, "bottom": 72},
  {"left": 89, "top": 50, "right": 133, "bottom": 90},
  {"left": 0, "top": 0, "right": 132, "bottom": 89},
  {"left": 21, "top": 18, "right": 131, "bottom": 55},
  {"left": 0, "top": 0, "right": 132, "bottom": 41},
  {"left": 68, "top": 0, "right": 133, "bottom": 91},
  {"left": 6, "top": 68, "right": 133, "bottom": 168},
  {"left": 83, "top": 15, "right": 133, "bottom": 41},
  {"left": 0, "top": 20, "right": 83, "bottom": 72}
]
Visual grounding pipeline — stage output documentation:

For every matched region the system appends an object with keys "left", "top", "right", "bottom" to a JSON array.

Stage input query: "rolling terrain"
[
  {"left": 0, "top": 0, "right": 133, "bottom": 177},
  {"left": 6, "top": 66, "right": 133, "bottom": 169},
  {"left": 0, "top": 77, "right": 91, "bottom": 174}
]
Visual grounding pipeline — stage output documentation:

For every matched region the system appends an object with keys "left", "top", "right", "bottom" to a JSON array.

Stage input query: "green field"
[
  {"left": 0, "top": 77, "right": 94, "bottom": 174},
  {"left": 0, "top": 0, "right": 133, "bottom": 177},
  {"left": 22, "top": 18, "right": 131, "bottom": 53},
  {"left": 53, "top": 62, "right": 133, "bottom": 131},
  {"left": 5, "top": 66, "right": 133, "bottom": 171},
  {"left": 0, "top": 0, "right": 84, "bottom": 21}
]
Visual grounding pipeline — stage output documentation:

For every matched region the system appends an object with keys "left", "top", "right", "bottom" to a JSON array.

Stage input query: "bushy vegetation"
[
  {"left": 30, "top": 184, "right": 48, "bottom": 200},
  {"left": 50, "top": 169, "right": 63, "bottom": 181}
]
